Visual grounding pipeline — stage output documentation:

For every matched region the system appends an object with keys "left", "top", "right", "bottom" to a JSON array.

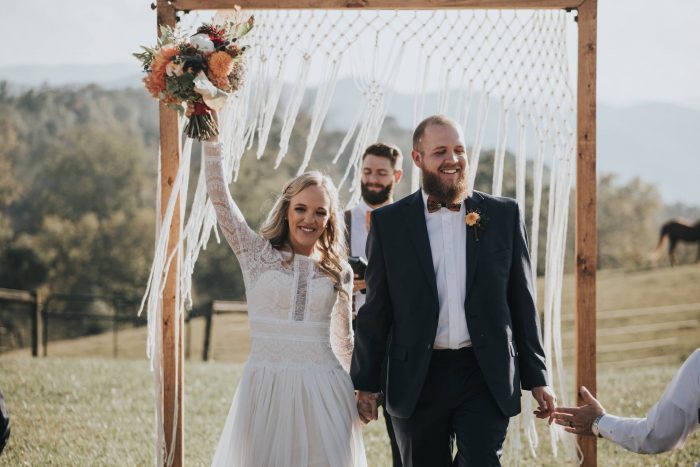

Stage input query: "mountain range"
[{"left": 2, "top": 63, "right": 698, "bottom": 205}]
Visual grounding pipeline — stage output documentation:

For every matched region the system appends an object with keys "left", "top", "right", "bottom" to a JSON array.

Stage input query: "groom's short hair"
[
  {"left": 413, "top": 115, "right": 457, "bottom": 152},
  {"left": 362, "top": 142, "right": 403, "bottom": 170}
]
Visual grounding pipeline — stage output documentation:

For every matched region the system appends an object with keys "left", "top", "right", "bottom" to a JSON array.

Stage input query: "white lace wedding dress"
[{"left": 204, "top": 142, "right": 367, "bottom": 467}]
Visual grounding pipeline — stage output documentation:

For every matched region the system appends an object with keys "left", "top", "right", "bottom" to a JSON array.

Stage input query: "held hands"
[
  {"left": 550, "top": 386, "right": 605, "bottom": 436},
  {"left": 531, "top": 385, "right": 557, "bottom": 421},
  {"left": 355, "top": 390, "right": 381, "bottom": 425},
  {"left": 352, "top": 273, "right": 366, "bottom": 294}
]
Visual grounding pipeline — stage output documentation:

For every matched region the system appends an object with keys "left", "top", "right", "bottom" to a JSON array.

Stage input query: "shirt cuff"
[{"left": 597, "top": 413, "right": 624, "bottom": 441}]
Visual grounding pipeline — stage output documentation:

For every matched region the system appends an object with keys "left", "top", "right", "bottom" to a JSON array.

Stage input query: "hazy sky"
[{"left": 3, "top": 0, "right": 700, "bottom": 107}]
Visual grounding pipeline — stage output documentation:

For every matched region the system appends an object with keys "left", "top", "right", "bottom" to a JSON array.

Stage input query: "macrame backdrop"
[{"left": 140, "top": 8, "right": 579, "bottom": 466}]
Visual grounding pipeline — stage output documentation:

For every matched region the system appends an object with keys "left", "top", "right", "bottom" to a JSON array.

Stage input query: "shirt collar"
[
  {"left": 421, "top": 189, "right": 430, "bottom": 217},
  {"left": 358, "top": 198, "right": 372, "bottom": 213}
]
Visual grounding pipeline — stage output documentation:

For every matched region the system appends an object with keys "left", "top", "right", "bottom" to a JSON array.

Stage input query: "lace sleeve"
[
  {"left": 203, "top": 141, "right": 262, "bottom": 270},
  {"left": 330, "top": 264, "right": 354, "bottom": 373}
]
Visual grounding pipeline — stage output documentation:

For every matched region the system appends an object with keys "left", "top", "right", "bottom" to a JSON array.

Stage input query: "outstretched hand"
[
  {"left": 531, "top": 385, "right": 557, "bottom": 421},
  {"left": 551, "top": 386, "right": 605, "bottom": 436},
  {"left": 355, "top": 390, "right": 380, "bottom": 425}
]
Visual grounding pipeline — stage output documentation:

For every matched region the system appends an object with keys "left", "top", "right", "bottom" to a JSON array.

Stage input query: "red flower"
[{"left": 209, "top": 35, "right": 225, "bottom": 48}]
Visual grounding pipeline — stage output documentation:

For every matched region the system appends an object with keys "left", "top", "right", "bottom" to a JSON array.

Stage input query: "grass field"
[
  {"left": 1, "top": 264, "right": 699, "bottom": 465},
  {"left": 0, "top": 356, "right": 699, "bottom": 466}
]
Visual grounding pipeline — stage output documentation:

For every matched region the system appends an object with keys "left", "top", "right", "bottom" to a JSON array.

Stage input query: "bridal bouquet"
[{"left": 134, "top": 17, "right": 254, "bottom": 141}]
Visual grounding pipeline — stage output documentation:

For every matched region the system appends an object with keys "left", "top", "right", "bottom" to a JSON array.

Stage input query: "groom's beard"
[
  {"left": 361, "top": 181, "right": 393, "bottom": 206},
  {"left": 421, "top": 166, "right": 468, "bottom": 203}
]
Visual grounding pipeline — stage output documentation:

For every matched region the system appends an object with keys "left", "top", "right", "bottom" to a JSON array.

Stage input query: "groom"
[{"left": 350, "top": 115, "right": 555, "bottom": 466}]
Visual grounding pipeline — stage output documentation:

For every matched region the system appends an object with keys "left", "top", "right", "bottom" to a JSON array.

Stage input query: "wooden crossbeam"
[
  {"left": 172, "top": 0, "right": 584, "bottom": 11},
  {"left": 0, "top": 288, "right": 35, "bottom": 303},
  {"left": 212, "top": 300, "right": 249, "bottom": 314}
]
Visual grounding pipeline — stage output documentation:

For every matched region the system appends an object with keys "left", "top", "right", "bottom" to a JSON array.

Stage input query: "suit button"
[{"left": 427, "top": 344, "right": 432, "bottom": 349}]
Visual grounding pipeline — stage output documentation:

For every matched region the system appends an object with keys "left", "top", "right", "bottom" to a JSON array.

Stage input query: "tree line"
[{"left": 0, "top": 82, "right": 694, "bottom": 313}]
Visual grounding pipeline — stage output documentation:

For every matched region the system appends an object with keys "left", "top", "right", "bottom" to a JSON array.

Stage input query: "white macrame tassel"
[
  {"left": 275, "top": 57, "right": 311, "bottom": 169},
  {"left": 492, "top": 102, "right": 509, "bottom": 197}
]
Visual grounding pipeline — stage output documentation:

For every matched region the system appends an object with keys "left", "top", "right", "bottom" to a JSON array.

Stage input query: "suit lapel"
[
  {"left": 465, "top": 191, "right": 484, "bottom": 300},
  {"left": 405, "top": 190, "right": 439, "bottom": 300}
]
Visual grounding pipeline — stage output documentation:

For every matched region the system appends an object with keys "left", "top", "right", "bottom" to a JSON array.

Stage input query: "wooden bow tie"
[{"left": 426, "top": 198, "right": 461, "bottom": 213}]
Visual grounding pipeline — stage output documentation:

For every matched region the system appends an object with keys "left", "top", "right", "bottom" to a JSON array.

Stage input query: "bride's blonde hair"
[{"left": 260, "top": 171, "right": 349, "bottom": 299}]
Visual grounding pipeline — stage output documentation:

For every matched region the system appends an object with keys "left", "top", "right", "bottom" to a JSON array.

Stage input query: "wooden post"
[
  {"left": 157, "top": 1, "right": 184, "bottom": 465},
  {"left": 202, "top": 304, "right": 213, "bottom": 362},
  {"left": 185, "top": 314, "right": 192, "bottom": 361},
  {"left": 42, "top": 300, "right": 48, "bottom": 357},
  {"left": 576, "top": 0, "right": 597, "bottom": 465},
  {"left": 113, "top": 308, "right": 119, "bottom": 359},
  {"left": 31, "top": 291, "right": 40, "bottom": 357}
]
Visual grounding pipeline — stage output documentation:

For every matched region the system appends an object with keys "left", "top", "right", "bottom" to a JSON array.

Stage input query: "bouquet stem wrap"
[{"left": 185, "top": 102, "right": 218, "bottom": 141}]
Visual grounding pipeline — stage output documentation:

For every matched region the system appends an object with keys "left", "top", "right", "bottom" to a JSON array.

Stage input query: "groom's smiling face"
[{"left": 412, "top": 121, "right": 468, "bottom": 203}]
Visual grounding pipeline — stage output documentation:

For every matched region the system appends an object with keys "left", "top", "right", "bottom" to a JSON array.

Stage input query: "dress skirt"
[{"left": 211, "top": 362, "right": 367, "bottom": 467}]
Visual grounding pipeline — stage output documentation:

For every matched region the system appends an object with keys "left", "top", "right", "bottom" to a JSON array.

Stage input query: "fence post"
[
  {"left": 113, "top": 299, "right": 119, "bottom": 359},
  {"left": 31, "top": 291, "right": 40, "bottom": 357},
  {"left": 42, "top": 300, "right": 48, "bottom": 357},
  {"left": 202, "top": 302, "right": 213, "bottom": 362},
  {"left": 185, "top": 312, "right": 191, "bottom": 361}
]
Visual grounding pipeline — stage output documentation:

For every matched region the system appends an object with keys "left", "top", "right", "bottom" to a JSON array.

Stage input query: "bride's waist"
[
  {"left": 248, "top": 316, "right": 329, "bottom": 343},
  {"left": 247, "top": 338, "right": 339, "bottom": 367}
]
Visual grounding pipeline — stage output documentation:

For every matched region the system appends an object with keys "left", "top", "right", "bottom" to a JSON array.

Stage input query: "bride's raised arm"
[
  {"left": 330, "top": 265, "right": 355, "bottom": 373},
  {"left": 203, "top": 141, "right": 261, "bottom": 267}
]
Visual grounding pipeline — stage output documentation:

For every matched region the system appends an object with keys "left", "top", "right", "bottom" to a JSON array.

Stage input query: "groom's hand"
[
  {"left": 531, "top": 386, "right": 557, "bottom": 421},
  {"left": 355, "top": 391, "right": 380, "bottom": 425}
]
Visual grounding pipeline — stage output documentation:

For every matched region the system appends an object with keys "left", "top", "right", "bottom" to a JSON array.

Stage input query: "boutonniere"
[{"left": 465, "top": 208, "right": 488, "bottom": 242}]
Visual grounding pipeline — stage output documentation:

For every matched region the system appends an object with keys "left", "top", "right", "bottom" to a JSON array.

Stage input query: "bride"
[{"left": 201, "top": 108, "right": 367, "bottom": 466}]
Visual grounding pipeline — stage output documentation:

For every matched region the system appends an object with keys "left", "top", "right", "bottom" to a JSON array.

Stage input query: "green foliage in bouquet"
[
  {"left": 133, "top": 26, "right": 178, "bottom": 72},
  {"left": 165, "top": 73, "right": 198, "bottom": 113}
]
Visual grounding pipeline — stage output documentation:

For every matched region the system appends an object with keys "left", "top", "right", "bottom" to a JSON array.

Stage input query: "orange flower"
[
  {"left": 143, "top": 45, "right": 179, "bottom": 98},
  {"left": 207, "top": 51, "right": 234, "bottom": 89},
  {"left": 465, "top": 212, "right": 480, "bottom": 227}
]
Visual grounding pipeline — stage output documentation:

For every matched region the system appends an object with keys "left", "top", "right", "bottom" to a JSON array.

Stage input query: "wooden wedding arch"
[{"left": 154, "top": 0, "right": 597, "bottom": 465}]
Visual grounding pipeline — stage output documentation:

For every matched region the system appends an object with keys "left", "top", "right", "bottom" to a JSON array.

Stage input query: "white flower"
[
  {"left": 165, "top": 61, "right": 184, "bottom": 77},
  {"left": 189, "top": 33, "right": 215, "bottom": 53},
  {"left": 193, "top": 72, "right": 229, "bottom": 110}
]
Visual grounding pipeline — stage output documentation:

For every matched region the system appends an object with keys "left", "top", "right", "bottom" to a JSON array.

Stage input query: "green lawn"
[
  {"left": 2, "top": 265, "right": 699, "bottom": 465},
  {"left": 1, "top": 356, "right": 698, "bottom": 466}
]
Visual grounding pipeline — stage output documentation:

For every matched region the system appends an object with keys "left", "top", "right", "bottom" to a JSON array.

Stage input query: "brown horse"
[{"left": 654, "top": 220, "right": 700, "bottom": 266}]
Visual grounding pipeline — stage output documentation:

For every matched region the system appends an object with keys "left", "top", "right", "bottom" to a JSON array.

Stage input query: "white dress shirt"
[
  {"left": 421, "top": 190, "right": 471, "bottom": 349},
  {"left": 350, "top": 200, "right": 373, "bottom": 312},
  {"left": 598, "top": 348, "right": 700, "bottom": 458}
]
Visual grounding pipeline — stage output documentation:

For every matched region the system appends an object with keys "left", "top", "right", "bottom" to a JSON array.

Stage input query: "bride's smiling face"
[{"left": 286, "top": 185, "right": 331, "bottom": 255}]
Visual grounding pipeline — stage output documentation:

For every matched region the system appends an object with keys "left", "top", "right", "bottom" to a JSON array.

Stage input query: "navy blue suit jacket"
[{"left": 350, "top": 189, "right": 548, "bottom": 418}]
